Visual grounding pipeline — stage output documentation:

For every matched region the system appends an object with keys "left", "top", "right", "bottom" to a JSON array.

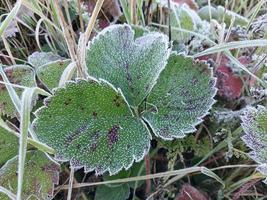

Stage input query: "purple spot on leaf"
[{"left": 107, "top": 125, "right": 120, "bottom": 147}]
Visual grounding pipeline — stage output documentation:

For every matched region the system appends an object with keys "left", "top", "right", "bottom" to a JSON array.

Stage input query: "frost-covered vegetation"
[{"left": 0, "top": 0, "right": 267, "bottom": 199}]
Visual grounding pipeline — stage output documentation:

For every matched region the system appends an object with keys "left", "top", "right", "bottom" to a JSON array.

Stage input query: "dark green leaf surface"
[
  {"left": 86, "top": 24, "right": 170, "bottom": 106},
  {"left": 0, "top": 65, "right": 36, "bottom": 117},
  {"left": 144, "top": 54, "right": 216, "bottom": 139},
  {"left": 32, "top": 79, "right": 150, "bottom": 174},
  {"left": 95, "top": 184, "right": 130, "bottom": 200},
  {"left": 0, "top": 151, "right": 60, "bottom": 200}
]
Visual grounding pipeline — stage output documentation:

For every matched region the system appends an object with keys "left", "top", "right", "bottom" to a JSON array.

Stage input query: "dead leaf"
[
  {"left": 86, "top": 0, "right": 122, "bottom": 20},
  {"left": 176, "top": 184, "right": 209, "bottom": 200},
  {"left": 172, "top": 0, "right": 199, "bottom": 10}
]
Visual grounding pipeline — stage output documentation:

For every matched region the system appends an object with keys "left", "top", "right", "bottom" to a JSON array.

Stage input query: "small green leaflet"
[
  {"left": 32, "top": 79, "right": 151, "bottom": 174},
  {"left": 0, "top": 120, "right": 18, "bottom": 166},
  {"left": 28, "top": 51, "right": 63, "bottom": 68},
  {"left": 241, "top": 106, "right": 267, "bottom": 183},
  {"left": 198, "top": 5, "right": 248, "bottom": 26},
  {"left": 143, "top": 54, "right": 216, "bottom": 139},
  {"left": 36, "top": 59, "right": 71, "bottom": 91},
  {"left": 0, "top": 151, "right": 60, "bottom": 200},
  {"left": 86, "top": 24, "right": 170, "bottom": 106},
  {"left": 0, "top": 65, "right": 36, "bottom": 117},
  {"left": 170, "top": 4, "right": 199, "bottom": 42}
]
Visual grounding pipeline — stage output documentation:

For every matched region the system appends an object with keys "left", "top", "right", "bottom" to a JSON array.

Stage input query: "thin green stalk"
[
  {"left": 59, "top": 61, "right": 76, "bottom": 87},
  {"left": 77, "top": 0, "right": 104, "bottom": 78},
  {"left": 0, "top": 118, "right": 55, "bottom": 154},
  {"left": 119, "top": 0, "right": 131, "bottom": 24},
  {"left": 57, "top": 164, "right": 259, "bottom": 190},
  {"left": 67, "top": 167, "right": 75, "bottom": 200},
  {"left": 0, "top": 186, "right": 16, "bottom": 200},
  {"left": 17, "top": 88, "right": 35, "bottom": 200},
  {"left": 194, "top": 39, "right": 267, "bottom": 58},
  {"left": 1, "top": 36, "right": 16, "bottom": 65},
  {"left": 0, "top": 0, "right": 22, "bottom": 37},
  {"left": 246, "top": 0, "right": 266, "bottom": 31}
]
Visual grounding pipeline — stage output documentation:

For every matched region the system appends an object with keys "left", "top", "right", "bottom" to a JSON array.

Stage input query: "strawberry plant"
[
  {"left": 1, "top": 0, "right": 267, "bottom": 199},
  {"left": 32, "top": 24, "right": 216, "bottom": 174}
]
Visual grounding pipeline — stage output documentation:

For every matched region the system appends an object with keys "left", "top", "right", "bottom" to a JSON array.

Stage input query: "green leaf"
[
  {"left": 0, "top": 151, "right": 60, "bottom": 200},
  {"left": 241, "top": 106, "right": 267, "bottom": 182},
  {"left": 28, "top": 51, "right": 63, "bottom": 68},
  {"left": 86, "top": 24, "right": 170, "bottom": 106},
  {"left": 95, "top": 184, "right": 130, "bottom": 200},
  {"left": 144, "top": 54, "right": 216, "bottom": 139},
  {"left": 0, "top": 65, "right": 36, "bottom": 117},
  {"left": 198, "top": 5, "right": 248, "bottom": 26},
  {"left": 32, "top": 79, "right": 151, "bottom": 174},
  {"left": 36, "top": 59, "right": 72, "bottom": 90},
  {"left": 103, "top": 160, "right": 145, "bottom": 188},
  {"left": 0, "top": 121, "right": 18, "bottom": 166},
  {"left": 170, "top": 4, "right": 199, "bottom": 42}
]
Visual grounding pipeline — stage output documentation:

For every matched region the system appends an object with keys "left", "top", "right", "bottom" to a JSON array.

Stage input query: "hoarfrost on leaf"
[
  {"left": 32, "top": 79, "right": 151, "bottom": 175},
  {"left": 86, "top": 24, "right": 170, "bottom": 106},
  {"left": 241, "top": 106, "right": 267, "bottom": 183},
  {"left": 143, "top": 54, "right": 216, "bottom": 139},
  {"left": 0, "top": 151, "right": 60, "bottom": 200},
  {"left": 28, "top": 51, "right": 63, "bottom": 68},
  {"left": 36, "top": 59, "right": 72, "bottom": 90},
  {"left": 0, "top": 65, "right": 36, "bottom": 117}
]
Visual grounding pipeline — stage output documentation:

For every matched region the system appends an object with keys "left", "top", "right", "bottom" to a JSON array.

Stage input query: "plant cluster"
[{"left": 0, "top": 0, "right": 267, "bottom": 199}]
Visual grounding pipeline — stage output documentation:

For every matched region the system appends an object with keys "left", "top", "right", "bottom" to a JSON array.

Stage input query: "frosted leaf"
[
  {"left": 28, "top": 51, "right": 63, "bottom": 68},
  {"left": 170, "top": 4, "right": 200, "bottom": 42},
  {"left": 36, "top": 59, "right": 72, "bottom": 90},
  {"left": 198, "top": 5, "right": 248, "bottom": 26},
  {"left": 32, "top": 79, "right": 150, "bottom": 175},
  {"left": 0, "top": 123, "right": 18, "bottom": 166},
  {"left": 0, "top": 151, "right": 60, "bottom": 200},
  {"left": 241, "top": 106, "right": 267, "bottom": 169},
  {"left": 0, "top": 65, "right": 36, "bottom": 117},
  {"left": 143, "top": 54, "right": 216, "bottom": 139},
  {"left": 86, "top": 24, "right": 170, "bottom": 106}
]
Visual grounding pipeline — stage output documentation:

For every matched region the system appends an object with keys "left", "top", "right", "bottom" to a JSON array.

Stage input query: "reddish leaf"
[
  {"left": 86, "top": 0, "right": 122, "bottom": 19},
  {"left": 198, "top": 55, "right": 251, "bottom": 100},
  {"left": 233, "top": 179, "right": 260, "bottom": 200},
  {"left": 176, "top": 184, "right": 208, "bottom": 200},
  {"left": 216, "top": 65, "right": 243, "bottom": 100},
  {"left": 172, "top": 0, "right": 198, "bottom": 10}
]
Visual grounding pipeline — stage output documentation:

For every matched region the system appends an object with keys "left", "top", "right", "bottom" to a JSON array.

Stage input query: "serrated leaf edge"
[
  {"left": 86, "top": 23, "right": 171, "bottom": 106},
  {"left": 32, "top": 78, "right": 151, "bottom": 175},
  {"left": 143, "top": 53, "right": 217, "bottom": 140}
]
